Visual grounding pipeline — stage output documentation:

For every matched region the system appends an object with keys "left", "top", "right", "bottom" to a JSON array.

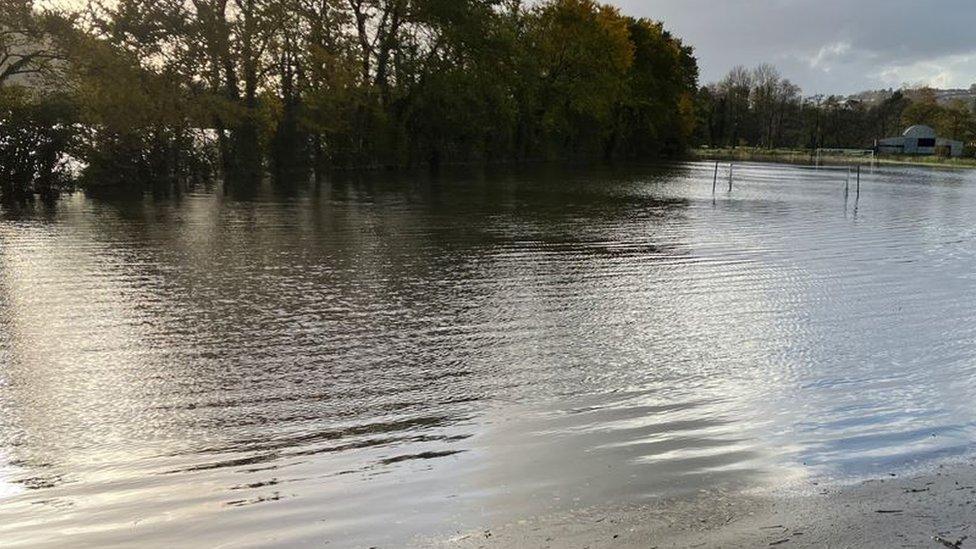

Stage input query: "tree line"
[
  {"left": 7, "top": 0, "right": 976, "bottom": 201},
  {"left": 1, "top": 0, "right": 699, "bottom": 198},
  {"left": 696, "top": 64, "right": 976, "bottom": 152}
]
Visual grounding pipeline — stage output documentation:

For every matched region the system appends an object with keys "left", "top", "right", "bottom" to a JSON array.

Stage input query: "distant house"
[{"left": 876, "top": 125, "right": 964, "bottom": 157}]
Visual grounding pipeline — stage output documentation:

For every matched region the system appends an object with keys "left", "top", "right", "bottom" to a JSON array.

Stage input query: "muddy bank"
[{"left": 423, "top": 461, "right": 976, "bottom": 548}]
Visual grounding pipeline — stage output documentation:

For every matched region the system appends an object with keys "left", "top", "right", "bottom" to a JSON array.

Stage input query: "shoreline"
[
  {"left": 427, "top": 459, "right": 976, "bottom": 548},
  {"left": 691, "top": 148, "right": 976, "bottom": 170}
]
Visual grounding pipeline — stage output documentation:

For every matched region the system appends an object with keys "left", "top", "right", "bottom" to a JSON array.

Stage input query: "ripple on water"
[{"left": 1, "top": 163, "right": 976, "bottom": 545}]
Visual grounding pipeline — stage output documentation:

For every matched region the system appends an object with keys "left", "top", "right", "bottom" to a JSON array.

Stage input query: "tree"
[
  {"left": 717, "top": 65, "right": 752, "bottom": 148},
  {"left": 0, "top": 0, "right": 72, "bottom": 86},
  {"left": 0, "top": 86, "right": 77, "bottom": 197},
  {"left": 614, "top": 17, "right": 697, "bottom": 158},
  {"left": 901, "top": 88, "right": 942, "bottom": 129},
  {"left": 0, "top": 3, "right": 79, "bottom": 199},
  {"left": 938, "top": 100, "right": 972, "bottom": 143},
  {"left": 3, "top": 0, "right": 706, "bottom": 194},
  {"left": 875, "top": 90, "right": 907, "bottom": 138},
  {"left": 527, "top": 0, "right": 634, "bottom": 157}
]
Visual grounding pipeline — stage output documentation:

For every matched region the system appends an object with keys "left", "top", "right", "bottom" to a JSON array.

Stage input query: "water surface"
[{"left": 2, "top": 162, "right": 976, "bottom": 546}]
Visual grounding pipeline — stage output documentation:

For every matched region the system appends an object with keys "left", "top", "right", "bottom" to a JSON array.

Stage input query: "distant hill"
[
  {"left": 932, "top": 88, "right": 976, "bottom": 105},
  {"left": 847, "top": 87, "right": 976, "bottom": 107}
]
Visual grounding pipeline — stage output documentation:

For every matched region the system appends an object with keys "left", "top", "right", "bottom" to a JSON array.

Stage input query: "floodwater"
[{"left": 2, "top": 162, "right": 976, "bottom": 547}]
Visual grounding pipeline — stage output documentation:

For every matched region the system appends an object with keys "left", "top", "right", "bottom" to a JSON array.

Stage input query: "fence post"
[
  {"left": 728, "top": 164, "right": 734, "bottom": 192},
  {"left": 713, "top": 161, "right": 719, "bottom": 194}
]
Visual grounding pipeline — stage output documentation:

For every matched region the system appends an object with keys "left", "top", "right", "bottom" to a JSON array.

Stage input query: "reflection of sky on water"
[{"left": 2, "top": 164, "right": 976, "bottom": 545}]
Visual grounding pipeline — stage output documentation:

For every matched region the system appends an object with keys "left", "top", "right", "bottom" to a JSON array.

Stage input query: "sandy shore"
[{"left": 424, "top": 461, "right": 976, "bottom": 548}]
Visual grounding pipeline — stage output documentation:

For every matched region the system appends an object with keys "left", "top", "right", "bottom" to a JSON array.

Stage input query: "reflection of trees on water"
[
  {"left": 0, "top": 166, "right": 692, "bottom": 473},
  {"left": 0, "top": 165, "right": 705, "bottom": 543}
]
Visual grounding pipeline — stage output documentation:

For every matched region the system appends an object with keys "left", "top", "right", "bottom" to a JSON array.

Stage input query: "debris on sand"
[{"left": 933, "top": 535, "right": 968, "bottom": 549}]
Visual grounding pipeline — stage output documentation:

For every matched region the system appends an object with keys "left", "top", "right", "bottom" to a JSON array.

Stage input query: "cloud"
[
  {"left": 609, "top": 0, "right": 976, "bottom": 94},
  {"left": 874, "top": 52, "right": 976, "bottom": 90},
  {"left": 808, "top": 42, "right": 852, "bottom": 72}
]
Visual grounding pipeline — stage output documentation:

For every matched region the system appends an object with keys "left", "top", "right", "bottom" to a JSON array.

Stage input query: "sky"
[{"left": 613, "top": 0, "right": 976, "bottom": 95}]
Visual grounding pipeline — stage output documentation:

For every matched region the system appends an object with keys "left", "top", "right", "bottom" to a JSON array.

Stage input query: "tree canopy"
[
  {"left": 10, "top": 0, "right": 972, "bottom": 201},
  {"left": 0, "top": 0, "right": 702, "bottom": 197}
]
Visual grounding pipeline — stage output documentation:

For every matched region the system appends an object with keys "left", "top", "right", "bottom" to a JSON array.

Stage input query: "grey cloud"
[{"left": 611, "top": 0, "right": 976, "bottom": 94}]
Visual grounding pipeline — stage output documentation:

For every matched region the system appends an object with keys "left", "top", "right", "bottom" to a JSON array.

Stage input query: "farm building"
[{"left": 876, "top": 125, "right": 964, "bottom": 157}]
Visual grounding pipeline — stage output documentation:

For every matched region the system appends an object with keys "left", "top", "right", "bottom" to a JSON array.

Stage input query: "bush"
[
  {"left": 0, "top": 88, "right": 78, "bottom": 198},
  {"left": 78, "top": 125, "right": 215, "bottom": 189}
]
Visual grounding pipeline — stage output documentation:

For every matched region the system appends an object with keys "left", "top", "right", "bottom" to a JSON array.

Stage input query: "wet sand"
[{"left": 427, "top": 460, "right": 976, "bottom": 548}]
